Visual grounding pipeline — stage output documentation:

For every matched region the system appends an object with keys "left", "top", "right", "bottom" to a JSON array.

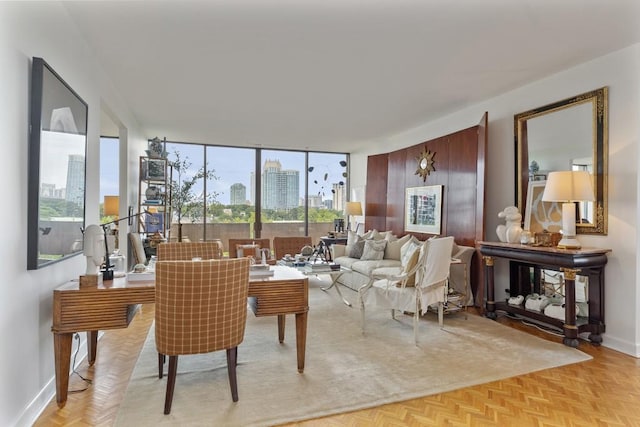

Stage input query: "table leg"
[
  {"left": 322, "top": 272, "right": 352, "bottom": 307},
  {"left": 483, "top": 256, "right": 497, "bottom": 320},
  {"left": 562, "top": 268, "right": 580, "bottom": 348},
  {"left": 277, "top": 314, "right": 285, "bottom": 343},
  {"left": 294, "top": 311, "right": 307, "bottom": 373},
  {"left": 87, "top": 330, "right": 98, "bottom": 365},
  {"left": 53, "top": 332, "right": 73, "bottom": 408}
]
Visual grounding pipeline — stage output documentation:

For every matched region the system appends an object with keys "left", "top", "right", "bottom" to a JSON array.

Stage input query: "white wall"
[
  {"left": 0, "top": 3, "right": 146, "bottom": 426},
  {"left": 351, "top": 44, "right": 640, "bottom": 357}
]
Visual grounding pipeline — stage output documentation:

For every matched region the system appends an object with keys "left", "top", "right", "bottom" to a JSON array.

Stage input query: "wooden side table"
[
  {"left": 319, "top": 236, "right": 348, "bottom": 261},
  {"left": 478, "top": 241, "right": 610, "bottom": 347}
]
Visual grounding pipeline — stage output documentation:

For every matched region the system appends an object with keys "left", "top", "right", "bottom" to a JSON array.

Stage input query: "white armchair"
[{"left": 358, "top": 236, "right": 454, "bottom": 345}]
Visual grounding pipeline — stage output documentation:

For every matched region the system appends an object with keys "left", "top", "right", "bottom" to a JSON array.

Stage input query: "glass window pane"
[
  {"left": 307, "top": 152, "right": 348, "bottom": 243},
  {"left": 260, "top": 150, "right": 307, "bottom": 244},
  {"left": 100, "top": 136, "right": 119, "bottom": 249},
  {"left": 165, "top": 143, "right": 205, "bottom": 242},
  {"left": 205, "top": 146, "right": 256, "bottom": 254}
]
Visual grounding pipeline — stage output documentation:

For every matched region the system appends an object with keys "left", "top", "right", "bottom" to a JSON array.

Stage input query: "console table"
[{"left": 478, "top": 241, "right": 610, "bottom": 348}]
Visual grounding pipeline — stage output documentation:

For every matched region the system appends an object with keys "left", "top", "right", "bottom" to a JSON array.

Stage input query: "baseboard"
[
  {"left": 599, "top": 334, "right": 640, "bottom": 358},
  {"left": 17, "top": 332, "right": 97, "bottom": 427}
]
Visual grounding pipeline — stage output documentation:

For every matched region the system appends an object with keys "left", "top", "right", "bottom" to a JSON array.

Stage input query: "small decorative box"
[{"left": 534, "top": 231, "right": 562, "bottom": 247}]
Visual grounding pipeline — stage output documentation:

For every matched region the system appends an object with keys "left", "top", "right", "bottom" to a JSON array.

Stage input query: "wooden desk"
[
  {"left": 478, "top": 241, "right": 610, "bottom": 348},
  {"left": 52, "top": 267, "right": 309, "bottom": 408},
  {"left": 52, "top": 277, "right": 155, "bottom": 408},
  {"left": 248, "top": 265, "right": 309, "bottom": 373}
]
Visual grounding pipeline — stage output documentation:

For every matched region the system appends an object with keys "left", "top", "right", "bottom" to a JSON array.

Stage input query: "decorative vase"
[{"left": 145, "top": 186, "right": 161, "bottom": 200}]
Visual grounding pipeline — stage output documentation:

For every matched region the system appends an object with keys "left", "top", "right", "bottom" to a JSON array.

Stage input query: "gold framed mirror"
[{"left": 514, "top": 87, "right": 608, "bottom": 235}]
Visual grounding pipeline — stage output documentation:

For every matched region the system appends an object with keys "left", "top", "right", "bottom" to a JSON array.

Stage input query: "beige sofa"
[{"left": 331, "top": 232, "right": 475, "bottom": 305}]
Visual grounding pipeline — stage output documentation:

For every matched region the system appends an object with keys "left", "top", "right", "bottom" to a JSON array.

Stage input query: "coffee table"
[{"left": 321, "top": 267, "right": 353, "bottom": 307}]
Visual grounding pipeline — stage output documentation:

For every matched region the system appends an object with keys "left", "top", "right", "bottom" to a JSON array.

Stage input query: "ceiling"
[{"left": 64, "top": 0, "right": 640, "bottom": 153}]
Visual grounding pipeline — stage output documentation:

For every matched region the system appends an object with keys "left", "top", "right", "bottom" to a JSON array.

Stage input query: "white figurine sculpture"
[
  {"left": 83, "top": 224, "right": 105, "bottom": 275},
  {"left": 496, "top": 206, "right": 523, "bottom": 243}
]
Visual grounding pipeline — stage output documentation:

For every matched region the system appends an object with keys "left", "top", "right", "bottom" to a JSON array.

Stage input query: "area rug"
[{"left": 115, "top": 277, "right": 591, "bottom": 426}]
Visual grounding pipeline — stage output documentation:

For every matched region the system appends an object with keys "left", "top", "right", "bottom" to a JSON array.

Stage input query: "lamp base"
[
  {"left": 556, "top": 236, "right": 581, "bottom": 249},
  {"left": 102, "top": 269, "right": 114, "bottom": 281}
]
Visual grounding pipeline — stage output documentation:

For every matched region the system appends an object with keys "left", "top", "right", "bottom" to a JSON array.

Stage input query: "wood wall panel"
[
  {"left": 364, "top": 154, "right": 389, "bottom": 232},
  {"left": 365, "top": 113, "right": 488, "bottom": 300},
  {"left": 385, "top": 150, "right": 407, "bottom": 235}
]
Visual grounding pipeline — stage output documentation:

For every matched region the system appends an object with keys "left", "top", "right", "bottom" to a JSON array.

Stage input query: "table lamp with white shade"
[
  {"left": 345, "top": 201, "right": 363, "bottom": 233},
  {"left": 541, "top": 170, "right": 595, "bottom": 249}
]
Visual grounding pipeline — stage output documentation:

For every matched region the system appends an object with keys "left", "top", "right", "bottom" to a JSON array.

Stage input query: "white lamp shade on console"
[{"left": 542, "top": 171, "right": 595, "bottom": 249}]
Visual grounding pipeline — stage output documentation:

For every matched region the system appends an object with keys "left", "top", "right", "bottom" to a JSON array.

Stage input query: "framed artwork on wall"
[
  {"left": 404, "top": 185, "right": 443, "bottom": 234},
  {"left": 524, "top": 180, "right": 563, "bottom": 233}
]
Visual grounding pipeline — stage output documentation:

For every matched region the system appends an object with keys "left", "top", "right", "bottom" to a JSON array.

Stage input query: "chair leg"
[
  {"left": 227, "top": 347, "right": 239, "bottom": 402},
  {"left": 358, "top": 292, "right": 366, "bottom": 334},
  {"left": 391, "top": 308, "right": 396, "bottom": 319},
  {"left": 158, "top": 353, "right": 166, "bottom": 378},
  {"left": 438, "top": 302, "right": 444, "bottom": 328},
  {"left": 414, "top": 301, "right": 420, "bottom": 345},
  {"left": 164, "top": 355, "right": 178, "bottom": 414}
]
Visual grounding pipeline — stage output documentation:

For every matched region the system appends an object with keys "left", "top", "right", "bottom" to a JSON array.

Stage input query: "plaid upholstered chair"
[
  {"left": 155, "top": 258, "right": 251, "bottom": 414},
  {"left": 272, "top": 236, "right": 313, "bottom": 260},
  {"left": 156, "top": 241, "right": 223, "bottom": 261}
]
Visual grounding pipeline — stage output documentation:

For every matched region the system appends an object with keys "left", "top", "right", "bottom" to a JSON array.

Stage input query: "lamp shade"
[
  {"left": 345, "top": 201, "right": 363, "bottom": 216},
  {"left": 542, "top": 171, "right": 595, "bottom": 202},
  {"left": 103, "top": 195, "right": 119, "bottom": 216}
]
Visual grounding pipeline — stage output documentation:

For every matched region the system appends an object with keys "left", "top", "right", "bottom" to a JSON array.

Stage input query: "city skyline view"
[{"left": 100, "top": 137, "right": 348, "bottom": 208}]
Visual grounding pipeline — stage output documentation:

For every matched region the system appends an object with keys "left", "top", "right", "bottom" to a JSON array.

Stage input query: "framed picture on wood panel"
[{"left": 404, "top": 185, "right": 443, "bottom": 234}]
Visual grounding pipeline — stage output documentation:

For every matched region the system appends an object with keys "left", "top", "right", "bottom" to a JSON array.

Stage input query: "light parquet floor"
[{"left": 34, "top": 304, "right": 640, "bottom": 427}]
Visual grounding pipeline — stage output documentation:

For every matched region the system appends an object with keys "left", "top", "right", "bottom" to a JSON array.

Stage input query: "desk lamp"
[{"left": 542, "top": 171, "right": 594, "bottom": 249}]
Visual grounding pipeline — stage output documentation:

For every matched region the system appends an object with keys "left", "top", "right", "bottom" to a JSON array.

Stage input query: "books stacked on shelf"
[{"left": 145, "top": 212, "right": 164, "bottom": 233}]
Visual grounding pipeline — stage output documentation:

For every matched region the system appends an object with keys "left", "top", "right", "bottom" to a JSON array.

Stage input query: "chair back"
[
  {"left": 157, "top": 241, "right": 223, "bottom": 261},
  {"left": 416, "top": 236, "right": 454, "bottom": 289},
  {"left": 272, "top": 236, "right": 313, "bottom": 259},
  {"left": 155, "top": 258, "right": 251, "bottom": 356},
  {"left": 228, "top": 238, "right": 271, "bottom": 258}
]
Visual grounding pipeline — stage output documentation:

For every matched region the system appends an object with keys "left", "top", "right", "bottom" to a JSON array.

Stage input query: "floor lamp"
[
  {"left": 541, "top": 170, "right": 594, "bottom": 249},
  {"left": 346, "top": 201, "right": 363, "bottom": 234}
]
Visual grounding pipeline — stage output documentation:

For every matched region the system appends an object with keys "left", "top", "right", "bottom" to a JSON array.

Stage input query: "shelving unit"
[{"left": 137, "top": 156, "right": 172, "bottom": 242}]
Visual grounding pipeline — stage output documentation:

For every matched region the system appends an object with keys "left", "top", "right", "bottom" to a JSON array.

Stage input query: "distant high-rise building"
[
  {"left": 40, "top": 183, "right": 65, "bottom": 199},
  {"left": 65, "top": 154, "right": 84, "bottom": 208},
  {"left": 262, "top": 159, "right": 299, "bottom": 210},
  {"left": 332, "top": 183, "right": 346, "bottom": 211},
  {"left": 307, "top": 195, "right": 324, "bottom": 208},
  {"left": 230, "top": 183, "right": 246, "bottom": 205},
  {"left": 249, "top": 172, "right": 256, "bottom": 205}
]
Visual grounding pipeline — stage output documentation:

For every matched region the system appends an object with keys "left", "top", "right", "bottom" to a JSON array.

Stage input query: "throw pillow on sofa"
[
  {"left": 384, "top": 234, "right": 411, "bottom": 260},
  {"left": 348, "top": 239, "right": 366, "bottom": 258},
  {"left": 361, "top": 239, "right": 387, "bottom": 260}
]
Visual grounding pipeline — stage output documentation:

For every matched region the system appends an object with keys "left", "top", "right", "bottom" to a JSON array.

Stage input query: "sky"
[{"left": 99, "top": 138, "right": 348, "bottom": 205}]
